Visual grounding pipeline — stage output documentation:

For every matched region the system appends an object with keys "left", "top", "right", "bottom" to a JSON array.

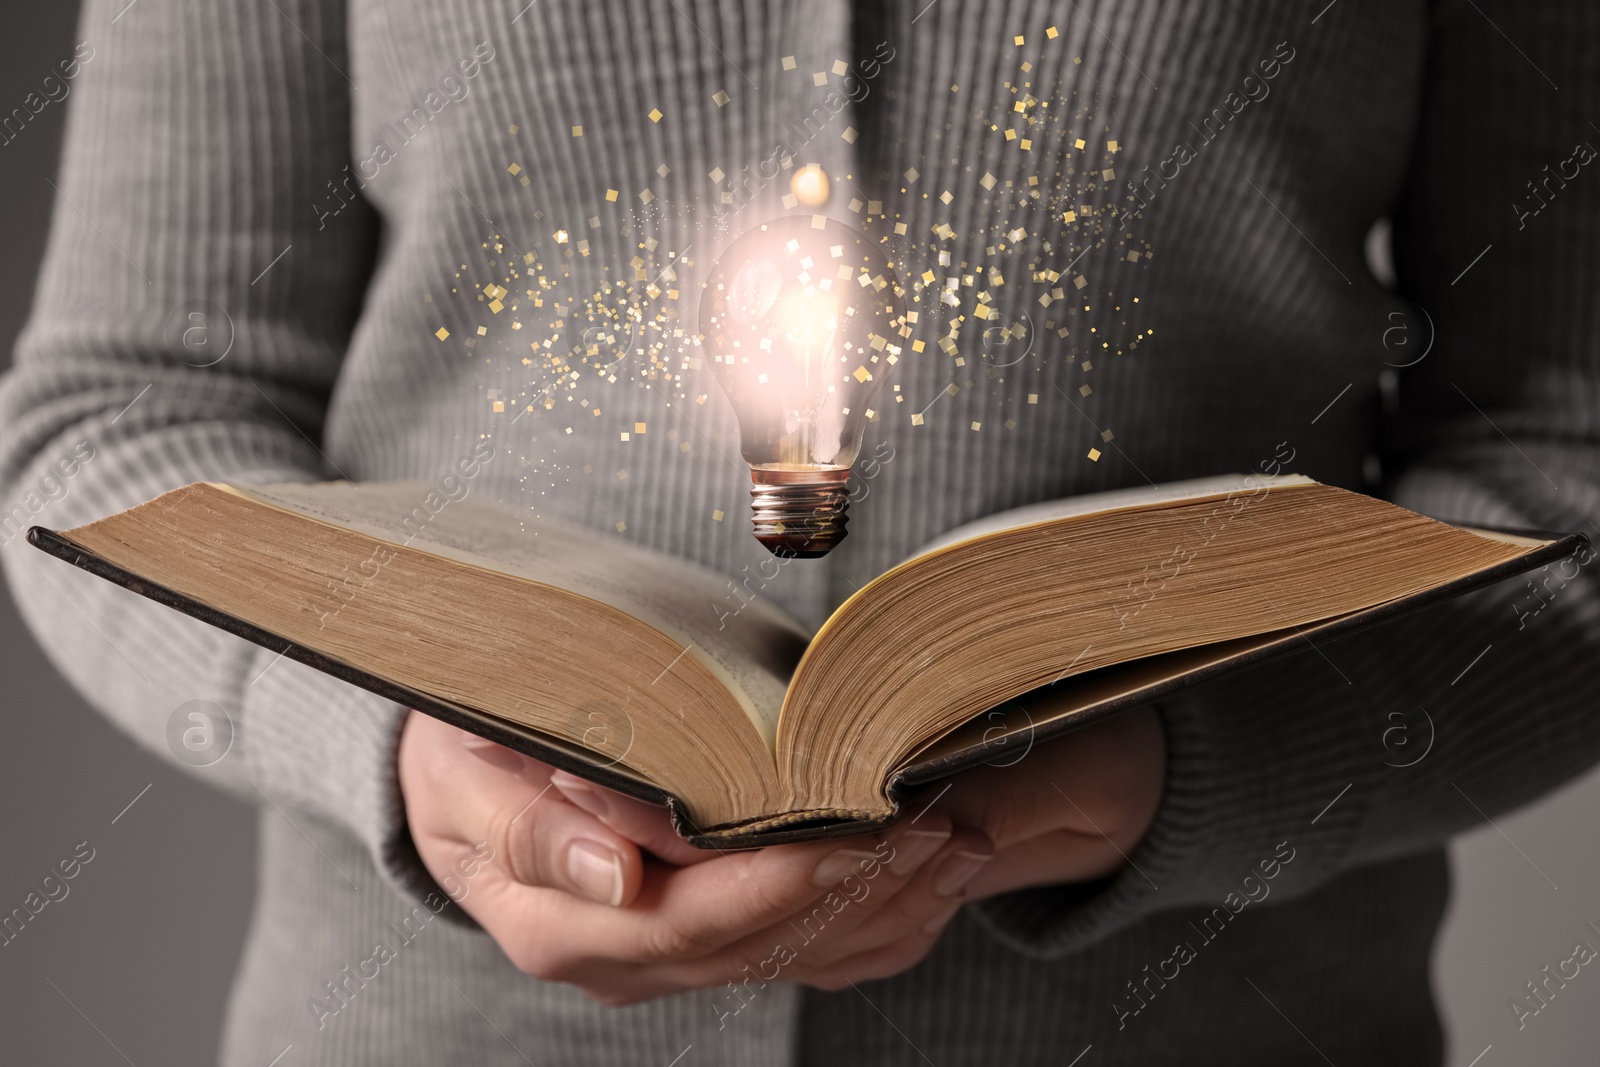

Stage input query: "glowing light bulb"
[
  {"left": 699, "top": 217, "right": 907, "bottom": 557},
  {"left": 790, "top": 165, "right": 831, "bottom": 207}
]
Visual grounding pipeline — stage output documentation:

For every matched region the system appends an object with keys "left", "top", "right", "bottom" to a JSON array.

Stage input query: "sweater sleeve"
[
  {"left": 0, "top": 0, "right": 436, "bottom": 903},
  {"left": 974, "top": 0, "right": 1600, "bottom": 955}
]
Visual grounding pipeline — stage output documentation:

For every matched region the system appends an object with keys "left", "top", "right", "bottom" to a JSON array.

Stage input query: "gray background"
[{"left": 0, "top": 5, "right": 1595, "bottom": 1065}]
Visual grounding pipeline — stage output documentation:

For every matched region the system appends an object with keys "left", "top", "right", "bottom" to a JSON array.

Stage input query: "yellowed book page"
[
  {"left": 221, "top": 481, "right": 804, "bottom": 749},
  {"left": 914, "top": 473, "right": 1318, "bottom": 556}
]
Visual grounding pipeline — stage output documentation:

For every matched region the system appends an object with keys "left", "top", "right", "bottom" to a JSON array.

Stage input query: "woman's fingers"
[
  {"left": 548, "top": 770, "right": 713, "bottom": 866},
  {"left": 400, "top": 712, "right": 648, "bottom": 906},
  {"left": 642, "top": 816, "right": 982, "bottom": 993}
]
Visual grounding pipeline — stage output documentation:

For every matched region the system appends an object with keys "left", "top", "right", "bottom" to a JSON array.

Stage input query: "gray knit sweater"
[{"left": 5, "top": 0, "right": 1599, "bottom": 1063}]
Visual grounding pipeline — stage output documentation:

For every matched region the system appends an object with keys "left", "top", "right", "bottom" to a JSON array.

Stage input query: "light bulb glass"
[{"left": 699, "top": 217, "right": 907, "bottom": 556}]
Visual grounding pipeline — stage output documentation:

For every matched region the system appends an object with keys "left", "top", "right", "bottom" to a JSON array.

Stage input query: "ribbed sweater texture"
[{"left": 4, "top": 1, "right": 1599, "bottom": 1063}]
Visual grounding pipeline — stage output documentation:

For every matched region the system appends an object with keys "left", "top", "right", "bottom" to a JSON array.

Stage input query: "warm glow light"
[
  {"left": 699, "top": 217, "right": 906, "bottom": 557},
  {"left": 790, "top": 165, "right": 831, "bottom": 207}
]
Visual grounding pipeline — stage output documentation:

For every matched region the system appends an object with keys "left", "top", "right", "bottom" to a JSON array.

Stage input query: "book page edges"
[
  {"left": 782, "top": 475, "right": 1321, "bottom": 730},
  {"left": 215, "top": 482, "right": 787, "bottom": 751}
]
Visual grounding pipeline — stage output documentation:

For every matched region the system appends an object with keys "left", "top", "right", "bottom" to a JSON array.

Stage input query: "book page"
[
  {"left": 222, "top": 482, "right": 806, "bottom": 749},
  {"left": 911, "top": 473, "right": 1317, "bottom": 558}
]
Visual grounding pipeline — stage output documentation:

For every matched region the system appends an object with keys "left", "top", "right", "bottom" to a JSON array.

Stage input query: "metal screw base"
[{"left": 749, "top": 466, "right": 849, "bottom": 558}]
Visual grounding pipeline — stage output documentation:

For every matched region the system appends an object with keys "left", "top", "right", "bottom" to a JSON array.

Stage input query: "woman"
[{"left": 4, "top": 0, "right": 1597, "bottom": 1063}]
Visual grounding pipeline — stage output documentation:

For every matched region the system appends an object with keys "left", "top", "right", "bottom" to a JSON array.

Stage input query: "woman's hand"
[
  {"left": 398, "top": 711, "right": 996, "bottom": 1004},
  {"left": 933, "top": 705, "right": 1167, "bottom": 901}
]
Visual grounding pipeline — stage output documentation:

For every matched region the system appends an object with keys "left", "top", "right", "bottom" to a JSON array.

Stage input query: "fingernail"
[
  {"left": 462, "top": 736, "right": 526, "bottom": 775},
  {"left": 812, "top": 848, "right": 883, "bottom": 888},
  {"left": 566, "top": 840, "right": 625, "bottom": 906},
  {"left": 552, "top": 772, "right": 611, "bottom": 820},
  {"left": 933, "top": 850, "right": 992, "bottom": 898},
  {"left": 888, "top": 829, "right": 950, "bottom": 876}
]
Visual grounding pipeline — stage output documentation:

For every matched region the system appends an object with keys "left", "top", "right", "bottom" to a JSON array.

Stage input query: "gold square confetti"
[
  {"left": 894, "top": 222, "right": 908, "bottom": 235},
  {"left": 434, "top": 327, "right": 449, "bottom": 341},
  {"left": 571, "top": 125, "right": 583, "bottom": 137},
  {"left": 657, "top": 164, "right": 671, "bottom": 176},
  {"left": 615, "top": 521, "right": 627, "bottom": 532},
  {"left": 911, "top": 413, "right": 925, "bottom": 426},
  {"left": 1046, "top": 25, "right": 1059, "bottom": 38},
  {"left": 639, "top": 189, "right": 654, "bottom": 203},
  {"left": 507, "top": 162, "right": 521, "bottom": 175},
  {"left": 1005, "top": 129, "right": 1017, "bottom": 141},
  {"left": 606, "top": 188, "right": 619, "bottom": 202},
  {"left": 1102, "top": 429, "right": 1115, "bottom": 442},
  {"left": 842, "top": 126, "right": 858, "bottom": 143},
  {"left": 488, "top": 299, "right": 503, "bottom": 313},
  {"left": 940, "top": 190, "right": 953, "bottom": 204},
  {"left": 476, "top": 325, "right": 488, "bottom": 335},
  {"left": 1127, "top": 250, "right": 1140, "bottom": 262},
  {"left": 1020, "top": 139, "right": 1032, "bottom": 150},
  {"left": 904, "top": 167, "right": 920, "bottom": 183},
  {"left": 832, "top": 60, "right": 848, "bottom": 75},
  {"left": 709, "top": 166, "right": 725, "bottom": 182},
  {"left": 519, "top": 176, "right": 530, "bottom": 186},
  {"left": 1074, "top": 137, "right": 1086, "bottom": 150},
  {"left": 1013, "top": 35, "right": 1025, "bottom": 45},
  {"left": 853, "top": 365, "right": 871, "bottom": 382},
  {"left": 508, "top": 123, "right": 520, "bottom": 134},
  {"left": 1014, "top": 101, "right": 1026, "bottom": 113},
  {"left": 980, "top": 172, "right": 997, "bottom": 190},
  {"left": 1074, "top": 275, "right": 1088, "bottom": 289},
  {"left": 912, "top": 339, "right": 927, "bottom": 353},
  {"left": 1063, "top": 210, "right": 1077, "bottom": 223},
  {"left": 634, "top": 422, "right": 647, "bottom": 434},
  {"left": 713, "top": 89, "right": 730, "bottom": 107},
  {"left": 1079, "top": 384, "right": 1092, "bottom": 397},
  {"left": 971, "top": 421, "right": 982, "bottom": 431},
  {"left": 1102, "top": 168, "right": 1116, "bottom": 180},
  {"left": 781, "top": 56, "right": 797, "bottom": 71},
  {"left": 713, "top": 509, "right": 725, "bottom": 521},
  {"left": 1087, "top": 448, "right": 1102, "bottom": 461},
  {"left": 1107, "top": 140, "right": 1120, "bottom": 152},
  {"left": 648, "top": 107, "right": 663, "bottom": 123},
  {"left": 813, "top": 71, "right": 828, "bottom": 86},
  {"left": 1028, "top": 393, "right": 1038, "bottom": 404}
]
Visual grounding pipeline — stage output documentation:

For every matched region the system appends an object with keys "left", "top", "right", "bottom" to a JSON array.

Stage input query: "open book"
[{"left": 29, "top": 475, "right": 1581, "bottom": 846}]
